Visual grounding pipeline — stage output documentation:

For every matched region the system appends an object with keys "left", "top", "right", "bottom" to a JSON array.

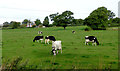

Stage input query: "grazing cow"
[
  {"left": 45, "top": 36, "right": 56, "bottom": 44},
  {"left": 72, "top": 30, "right": 75, "bottom": 34},
  {"left": 51, "top": 41, "right": 62, "bottom": 55},
  {"left": 38, "top": 31, "right": 43, "bottom": 34},
  {"left": 33, "top": 36, "right": 44, "bottom": 43},
  {"left": 85, "top": 36, "right": 99, "bottom": 46}
]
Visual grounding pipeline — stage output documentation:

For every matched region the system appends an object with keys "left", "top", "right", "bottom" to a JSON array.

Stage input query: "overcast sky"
[{"left": 0, "top": 0, "right": 119, "bottom": 24}]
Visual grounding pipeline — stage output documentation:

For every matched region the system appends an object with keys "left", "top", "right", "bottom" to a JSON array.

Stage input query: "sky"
[{"left": 0, "top": 0, "right": 119, "bottom": 24}]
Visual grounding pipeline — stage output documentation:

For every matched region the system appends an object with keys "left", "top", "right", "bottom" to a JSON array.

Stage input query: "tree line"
[{"left": 3, "top": 6, "right": 120, "bottom": 30}]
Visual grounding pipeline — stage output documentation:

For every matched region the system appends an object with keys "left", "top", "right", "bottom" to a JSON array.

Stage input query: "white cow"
[{"left": 52, "top": 41, "right": 62, "bottom": 55}]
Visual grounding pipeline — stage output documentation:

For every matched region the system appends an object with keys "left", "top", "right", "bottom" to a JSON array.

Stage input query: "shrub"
[
  {"left": 84, "top": 27, "right": 92, "bottom": 31},
  {"left": 20, "top": 24, "right": 26, "bottom": 28},
  {"left": 11, "top": 22, "right": 20, "bottom": 29},
  {"left": 32, "top": 25, "right": 36, "bottom": 28},
  {"left": 49, "top": 24, "right": 53, "bottom": 27}
]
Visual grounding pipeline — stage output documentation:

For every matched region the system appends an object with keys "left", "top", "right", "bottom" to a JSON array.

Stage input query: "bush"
[
  {"left": 11, "top": 22, "right": 20, "bottom": 29},
  {"left": 32, "top": 25, "right": 36, "bottom": 28},
  {"left": 20, "top": 24, "right": 26, "bottom": 28},
  {"left": 38, "top": 25, "right": 43, "bottom": 28},
  {"left": 84, "top": 7, "right": 114, "bottom": 30},
  {"left": 49, "top": 24, "right": 53, "bottom": 27},
  {"left": 84, "top": 27, "right": 92, "bottom": 31},
  {"left": 3, "top": 24, "right": 9, "bottom": 27}
]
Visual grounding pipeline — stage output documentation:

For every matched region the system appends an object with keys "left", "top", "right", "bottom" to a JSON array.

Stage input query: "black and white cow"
[
  {"left": 38, "top": 31, "right": 43, "bottom": 34},
  {"left": 72, "top": 30, "right": 75, "bottom": 34},
  {"left": 33, "top": 36, "right": 44, "bottom": 43},
  {"left": 51, "top": 41, "right": 62, "bottom": 55},
  {"left": 45, "top": 36, "right": 56, "bottom": 44},
  {"left": 85, "top": 36, "right": 99, "bottom": 46}
]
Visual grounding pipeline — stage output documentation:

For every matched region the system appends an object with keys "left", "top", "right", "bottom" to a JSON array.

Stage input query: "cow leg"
[
  {"left": 45, "top": 39, "right": 49, "bottom": 44},
  {"left": 85, "top": 42, "right": 86, "bottom": 45},
  {"left": 41, "top": 39, "right": 43, "bottom": 43},
  {"left": 61, "top": 49, "right": 62, "bottom": 54},
  {"left": 45, "top": 39, "right": 47, "bottom": 44},
  {"left": 86, "top": 42, "right": 88, "bottom": 45},
  {"left": 92, "top": 42, "right": 94, "bottom": 46},
  {"left": 60, "top": 47, "right": 62, "bottom": 53},
  {"left": 53, "top": 51, "right": 56, "bottom": 55},
  {"left": 95, "top": 42, "right": 96, "bottom": 46},
  {"left": 85, "top": 42, "right": 88, "bottom": 45},
  {"left": 93, "top": 42, "right": 96, "bottom": 46},
  {"left": 57, "top": 50, "right": 58, "bottom": 54},
  {"left": 37, "top": 40, "right": 39, "bottom": 43},
  {"left": 85, "top": 39, "right": 89, "bottom": 45},
  {"left": 52, "top": 47, "right": 56, "bottom": 55},
  {"left": 47, "top": 40, "right": 49, "bottom": 44}
]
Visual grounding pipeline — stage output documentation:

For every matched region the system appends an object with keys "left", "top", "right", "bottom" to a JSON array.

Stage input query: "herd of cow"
[{"left": 33, "top": 31, "right": 99, "bottom": 55}]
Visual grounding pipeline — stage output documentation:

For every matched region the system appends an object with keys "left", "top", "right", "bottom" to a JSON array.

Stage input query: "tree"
[
  {"left": 54, "top": 10, "right": 74, "bottom": 29},
  {"left": 112, "top": 17, "right": 120, "bottom": 24},
  {"left": 3, "top": 22, "right": 10, "bottom": 27},
  {"left": 43, "top": 16, "right": 49, "bottom": 27},
  {"left": 108, "top": 10, "right": 115, "bottom": 19},
  {"left": 10, "top": 21, "right": 20, "bottom": 29},
  {"left": 22, "top": 19, "right": 29, "bottom": 24},
  {"left": 49, "top": 13, "right": 59, "bottom": 26},
  {"left": 34, "top": 19, "right": 42, "bottom": 27},
  {"left": 49, "top": 12, "right": 59, "bottom": 21},
  {"left": 109, "top": 17, "right": 120, "bottom": 27},
  {"left": 84, "top": 7, "right": 115, "bottom": 30},
  {"left": 73, "top": 19, "right": 84, "bottom": 26}
]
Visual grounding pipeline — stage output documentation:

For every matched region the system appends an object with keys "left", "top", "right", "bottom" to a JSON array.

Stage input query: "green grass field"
[
  {"left": 2, "top": 26, "right": 118, "bottom": 69},
  {"left": 0, "top": 27, "right": 2, "bottom": 67}
]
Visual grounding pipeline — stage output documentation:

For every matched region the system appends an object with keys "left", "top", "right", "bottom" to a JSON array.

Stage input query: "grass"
[
  {"left": 0, "top": 27, "right": 2, "bottom": 67},
  {"left": 2, "top": 26, "right": 118, "bottom": 69}
]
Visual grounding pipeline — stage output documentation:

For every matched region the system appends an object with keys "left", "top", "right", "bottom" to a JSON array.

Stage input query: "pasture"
[
  {"left": 2, "top": 26, "right": 118, "bottom": 69},
  {"left": 0, "top": 28, "right": 2, "bottom": 67}
]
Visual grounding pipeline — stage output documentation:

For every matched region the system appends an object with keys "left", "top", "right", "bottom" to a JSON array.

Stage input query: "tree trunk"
[{"left": 64, "top": 27, "right": 66, "bottom": 30}]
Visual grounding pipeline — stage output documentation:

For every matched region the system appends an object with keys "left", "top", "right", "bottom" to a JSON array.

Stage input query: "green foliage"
[
  {"left": 34, "top": 19, "right": 42, "bottom": 26},
  {"left": 49, "top": 12, "right": 59, "bottom": 21},
  {"left": 10, "top": 21, "right": 20, "bottom": 29},
  {"left": 73, "top": 19, "right": 84, "bottom": 26},
  {"left": 49, "top": 24, "right": 54, "bottom": 27},
  {"left": 20, "top": 24, "right": 26, "bottom": 28},
  {"left": 53, "top": 10, "right": 74, "bottom": 29},
  {"left": 84, "top": 7, "right": 115, "bottom": 30},
  {"left": 43, "top": 16, "right": 49, "bottom": 27},
  {"left": 107, "top": 10, "right": 115, "bottom": 19},
  {"left": 52, "top": 22, "right": 57, "bottom": 26},
  {"left": 3, "top": 22, "right": 10, "bottom": 27},
  {"left": 108, "top": 17, "right": 120, "bottom": 27},
  {"left": 84, "top": 26, "right": 92, "bottom": 31},
  {"left": 112, "top": 17, "right": 120, "bottom": 24},
  {"left": 49, "top": 13, "right": 59, "bottom": 26},
  {"left": 22, "top": 19, "right": 29, "bottom": 24}
]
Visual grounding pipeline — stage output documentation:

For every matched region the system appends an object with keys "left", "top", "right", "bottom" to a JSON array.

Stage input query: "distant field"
[{"left": 2, "top": 26, "right": 118, "bottom": 69}]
